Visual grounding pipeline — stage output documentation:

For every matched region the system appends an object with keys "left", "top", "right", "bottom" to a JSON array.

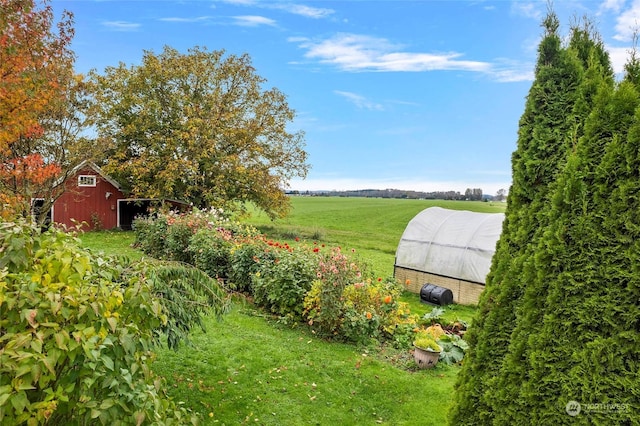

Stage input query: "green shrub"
[
  {"left": 132, "top": 214, "right": 168, "bottom": 258},
  {"left": 188, "top": 228, "right": 234, "bottom": 280},
  {"left": 436, "top": 334, "right": 469, "bottom": 365},
  {"left": 251, "top": 245, "right": 317, "bottom": 320},
  {"left": 136, "top": 261, "right": 231, "bottom": 350},
  {"left": 133, "top": 207, "right": 229, "bottom": 260},
  {"left": 341, "top": 278, "right": 416, "bottom": 346},
  {"left": 0, "top": 220, "right": 197, "bottom": 425},
  {"left": 165, "top": 222, "right": 195, "bottom": 263},
  {"left": 303, "top": 252, "right": 418, "bottom": 346},
  {"left": 228, "top": 237, "right": 275, "bottom": 292},
  {"left": 303, "top": 247, "right": 363, "bottom": 337}
]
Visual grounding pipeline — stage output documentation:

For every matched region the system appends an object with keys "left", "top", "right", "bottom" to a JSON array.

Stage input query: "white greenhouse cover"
[{"left": 395, "top": 207, "right": 505, "bottom": 284}]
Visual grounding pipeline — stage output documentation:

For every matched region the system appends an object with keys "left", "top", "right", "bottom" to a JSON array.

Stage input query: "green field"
[{"left": 243, "top": 197, "right": 506, "bottom": 277}]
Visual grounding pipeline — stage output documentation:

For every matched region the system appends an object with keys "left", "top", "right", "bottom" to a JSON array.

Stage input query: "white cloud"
[
  {"left": 101, "top": 21, "right": 141, "bottom": 31},
  {"left": 607, "top": 45, "right": 635, "bottom": 73},
  {"left": 614, "top": 0, "right": 640, "bottom": 41},
  {"left": 292, "top": 33, "right": 532, "bottom": 82},
  {"left": 159, "top": 16, "right": 213, "bottom": 23},
  {"left": 232, "top": 15, "right": 276, "bottom": 27},
  {"left": 599, "top": 0, "right": 625, "bottom": 14},
  {"left": 295, "top": 33, "right": 491, "bottom": 72},
  {"left": 273, "top": 4, "right": 334, "bottom": 19},
  {"left": 334, "top": 91, "right": 384, "bottom": 111},
  {"left": 510, "top": 2, "right": 543, "bottom": 20},
  {"left": 491, "top": 59, "right": 535, "bottom": 82},
  {"left": 220, "top": 0, "right": 334, "bottom": 19}
]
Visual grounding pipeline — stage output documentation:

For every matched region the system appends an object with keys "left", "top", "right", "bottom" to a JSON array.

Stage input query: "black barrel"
[{"left": 420, "top": 283, "right": 454, "bottom": 306}]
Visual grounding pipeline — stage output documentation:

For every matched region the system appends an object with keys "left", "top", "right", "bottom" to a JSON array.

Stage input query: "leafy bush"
[
  {"left": 133, "top": 207, "right": 228, "bottom": 260},
  {"left": 436, "top": 334, "right": 469, "bottom": 365},
  {"left": 137, "top": 261, "right": 231, "bottom": 349},
  {"left": 303, "top": 247, "right": 362, "bottom": 337},
  {"left": 132, "top": 214, "right": 168, "bottom": 258},
  {"left": 0, "top": 220, "right": 197, "bottom": 424},
  {"left": 303, "top": 259, "right": 418, "bottom": 347},
  {"left": 251, "top": 246, "right": 318, "bottom": 320},
  {"left": 340, "top": 278, "right": 417, "bottom": 346},
  {"left": 228, "top": 237, "right": 275, "bottom": 292},
  {"left": 165, "top": 222, "right": 195, "bottom": 263},
  {"left": 188, "top": 228, "right": 234, "bottom": 280}
]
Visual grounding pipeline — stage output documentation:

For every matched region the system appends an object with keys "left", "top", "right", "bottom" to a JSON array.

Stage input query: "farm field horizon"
[{"left": 242, "top": 196, "right": 507, "bottom": 278}]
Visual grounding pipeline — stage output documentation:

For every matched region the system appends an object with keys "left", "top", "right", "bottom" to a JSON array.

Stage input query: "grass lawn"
[
  {"left": 78, "top": 229, "right": 142, "bottom": 260},
  {"left": 153, "top": 298, "right": 460, "bottom": 425},
  {"left": 78, "top": 197, "right": 496, "bottom": 425}
]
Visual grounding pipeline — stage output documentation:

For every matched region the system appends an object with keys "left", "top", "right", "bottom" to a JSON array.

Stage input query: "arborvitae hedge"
[
  {"left": 450, "top": 13, "right": 589, "bottom": 424},
  {"left": 449, "top": 13, "right": 626, "bottom": 425}
]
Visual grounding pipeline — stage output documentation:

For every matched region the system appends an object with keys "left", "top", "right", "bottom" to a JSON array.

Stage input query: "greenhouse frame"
[{"left": 394, "top": 207, "right": 505, "bottom": 305}]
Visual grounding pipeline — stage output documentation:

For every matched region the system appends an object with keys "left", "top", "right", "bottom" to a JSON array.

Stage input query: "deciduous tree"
[
  {"left": 0, "top": 0, "right": 76, "bottom": 220},
  {"left": 90, "top": 46, "right": 309, "bottom": 219}
]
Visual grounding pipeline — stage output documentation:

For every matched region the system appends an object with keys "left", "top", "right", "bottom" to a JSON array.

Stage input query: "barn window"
[{"left": 78, "top": 175, "right": 97, "bottom": 187}]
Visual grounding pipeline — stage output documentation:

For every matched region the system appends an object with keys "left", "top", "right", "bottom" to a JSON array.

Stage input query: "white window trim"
[
  {"left": 78, "top": 175, "right": 98, "bottom": 186},
  {"left": 78, "top": 175, "right": 97, "bottom": 187}
]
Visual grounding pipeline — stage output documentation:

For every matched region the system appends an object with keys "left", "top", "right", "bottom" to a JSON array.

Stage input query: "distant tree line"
[
  {"left": 285, "top": 187, "right": 501, "bottom": 201},
  {"left": 464, "top": 188, "right": 483, "bottom": 201}
]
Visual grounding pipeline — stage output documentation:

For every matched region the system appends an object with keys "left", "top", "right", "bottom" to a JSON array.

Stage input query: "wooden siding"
[
  {"left": 52, "top": 166, "right": 125, "bottom": 230},
  {"left": 394, "top": 266, "right": 484, "bottom": 305}
]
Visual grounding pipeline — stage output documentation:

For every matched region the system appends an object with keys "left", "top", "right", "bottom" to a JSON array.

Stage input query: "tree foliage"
[
  {"left": 449, "top": 12, "right": 622, "bottom": 425},
  {"left": 90, "top": 46, "right": 309, "bottom": 219},
  {"left": 0, "top": 0, "right": 73, "bottom": 152},
  {"left": 0, "top": 0, "right": 93, "bottom": 222},
  {"left": 0, "top": 219, "right": 204, "bottom": 424}
]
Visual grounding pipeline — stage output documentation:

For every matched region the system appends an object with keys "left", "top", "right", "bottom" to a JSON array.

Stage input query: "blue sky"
[{"left": 51, "top": 0, "right": 639, "bottom": 196}]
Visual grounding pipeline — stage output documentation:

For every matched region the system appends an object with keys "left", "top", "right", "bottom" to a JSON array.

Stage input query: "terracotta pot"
[{"left": 414, "top": 346, "right": 440, "bottom": 369}]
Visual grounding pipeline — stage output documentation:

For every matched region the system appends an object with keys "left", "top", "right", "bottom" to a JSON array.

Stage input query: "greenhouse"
[{"left": 394, "top": 207, "right": 505, "bottom": 305}]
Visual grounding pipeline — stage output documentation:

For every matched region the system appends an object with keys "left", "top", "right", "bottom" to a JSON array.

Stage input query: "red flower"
[{"left": 383, "top": 295, "right": 392, "bottom": 304}]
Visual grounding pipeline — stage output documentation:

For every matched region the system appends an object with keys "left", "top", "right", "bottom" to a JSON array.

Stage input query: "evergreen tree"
[
  {"left": 507, "top": 74, "right": 640, "bottom": 425},
  {"left": 452, "top": 12, "right": 639, "bottom": 424},
  {"left": 488, "top": 21, "right": 618, "bottom": 423},
  {"left": 493, "top": 76, "right": 636, "bottom": 426},
  {"left": 449, "top": 13, "right": 608, "bottom": 424}
]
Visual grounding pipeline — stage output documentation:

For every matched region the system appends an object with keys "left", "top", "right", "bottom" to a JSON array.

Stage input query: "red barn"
[{"left": 39, "top": 160, "right": 189, "bottom": 230}]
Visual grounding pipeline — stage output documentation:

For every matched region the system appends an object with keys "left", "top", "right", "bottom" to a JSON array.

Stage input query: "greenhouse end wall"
[{"left": 394, "top": 266, "right": 484, "bottom": 305}]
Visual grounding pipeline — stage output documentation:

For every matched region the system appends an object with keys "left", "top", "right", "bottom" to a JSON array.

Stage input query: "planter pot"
[{"left": 414, "top": 346, "right": 440, "bottom": 369}]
